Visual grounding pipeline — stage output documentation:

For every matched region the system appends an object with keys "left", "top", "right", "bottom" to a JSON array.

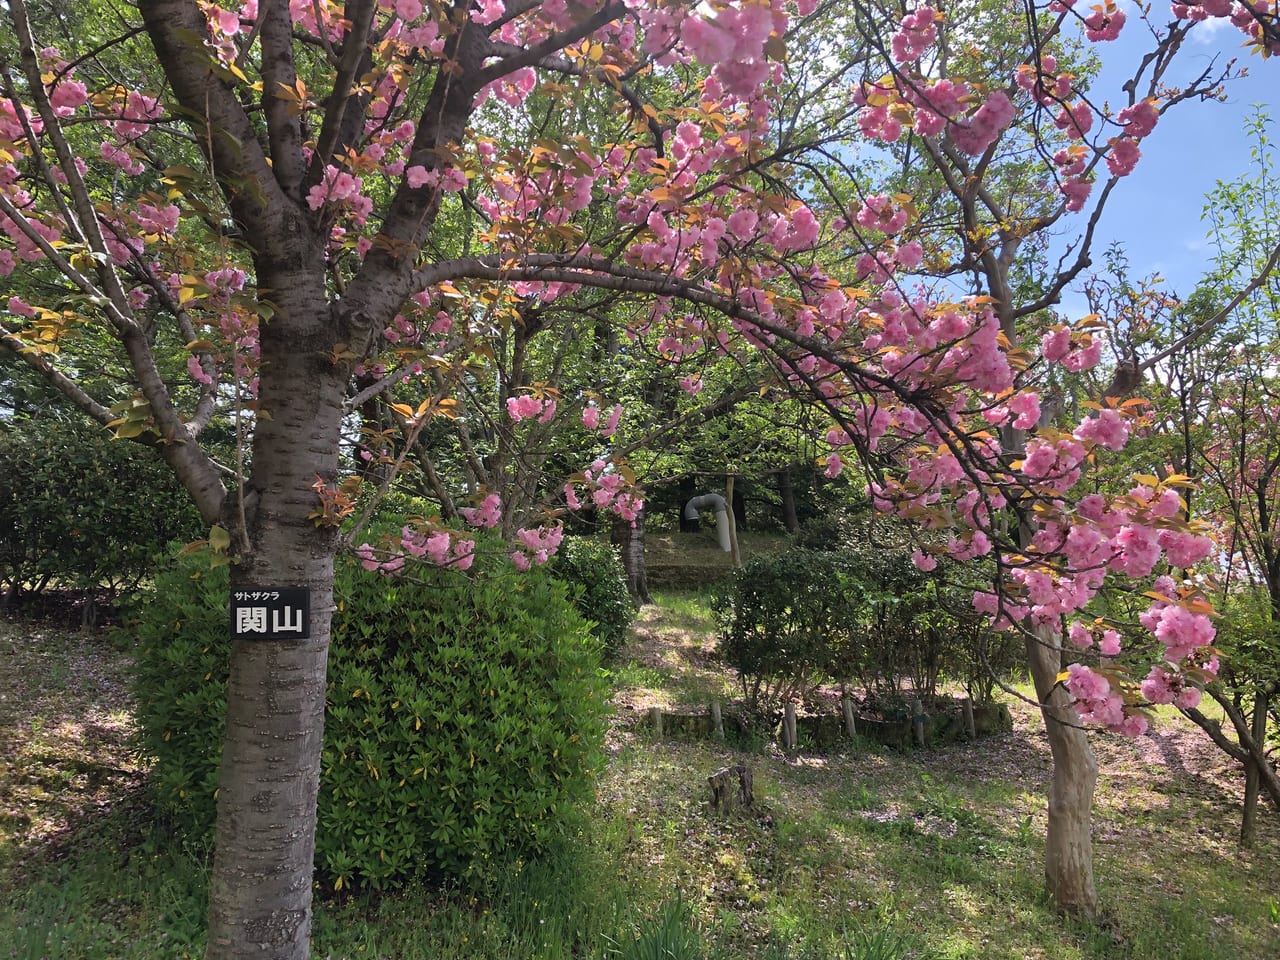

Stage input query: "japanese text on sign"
[{"left": 230, "top": 586, "right": 310, "bottom": 640}]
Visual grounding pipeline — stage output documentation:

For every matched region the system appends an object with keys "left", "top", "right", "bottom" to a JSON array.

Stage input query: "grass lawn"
[{"left": 1, "top": 593, "right": 1278, "bottom": 959}]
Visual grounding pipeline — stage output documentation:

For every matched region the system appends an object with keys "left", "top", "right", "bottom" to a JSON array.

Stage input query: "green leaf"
[{"left": 209, "top": 524, "right": 231, "bottom": 553}]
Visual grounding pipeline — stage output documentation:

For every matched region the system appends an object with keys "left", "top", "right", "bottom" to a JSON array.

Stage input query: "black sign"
[{"left": 230, "top": 586, "right": 310, "bottom": 640}]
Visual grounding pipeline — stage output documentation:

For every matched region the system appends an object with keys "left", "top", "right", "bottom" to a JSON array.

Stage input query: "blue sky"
[{"left": 1067, "top": 14, "right": 1275, "bottom": 304}]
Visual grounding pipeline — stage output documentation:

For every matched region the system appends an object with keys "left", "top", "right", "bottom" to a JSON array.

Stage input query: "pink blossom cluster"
[
  {"left": 1040, "top": 326, "right": 1102, "bottom": 371},
  {"left": 460, "top": 493, "right": 502, "bottom": 529},
  {"left": 909, "top": 79, "right": 968, "bottom": 136},
  {"left": 355, "top": 527, "right": 476, "bottom": 574},
  {"left": 382, "top": 314, "right": 421, "bottom": 345},
  {"left": 1140, "top": 665, "right": 1203, "bottom": 709},
  {"left": 1083, "top": 6, "right": 1127, "bottom": 41},
  {"left": 101, "top": 141, "right": 144, "bottom": 175},
  {"left": 289, "top": 0, "right": 342, "bottom": 44},
  {"left": 307, "top": 166, "right": 374, "bottom": 224},
  {"left": 1067, "top": 620, "right": 1123, "bottom": 656},
  {"left": 507, "top": 393, "right": 557, "bottom": 423},
  {"left": 581, "top": 403, "right": 623, "bottom": 438},
  {"left": 1073, "top": 408, "right": 1129, "bottom": 451},
  {"left": 48, "top": 77, "right": 88, "bottom": 118},
  {"left": 891, "top": 7, "right": 938, "bottom": 62},
  {"left": 511, "top": 524, "right": 563, "bottom": 570},
  {"left": 111, "top": 91, "right": 163, "bottom": 143},
  {"left": 563, "top": 458, "right": 644, "bottom": 524},
  {"left": 949, "top": 90, "right": 1015, "bottom": 155},
  {"left": 1106, "top": 136, "right": 1142, "bottom": 177},
  {"left": 679, "top": 0, "right": 781, "bottom": 99},
  {"left": 132, "top": 203, "right": 181, "bottom": 237},
  {"left": 405, "top": 164, "right": 467, "bottom": 192},
  {"left": 401, "top": 526, "right": 476, "bottom": 569},
  {"left": 1172, "top": 0, "right": 1235, "bottom": 18},
  {"left": 855, "top": 195, "right": 910, "bottom": 235},
  {"left": 203, "top": 3, "right": 257, "bottom": 60},
  {"left": 1015, "top": 54, "right": 1073, "bottom": 105},
  {"left": 864, "top": 371, "right": 1219, "bottom": 736},
  {"left": 0, "top": 207, "right": 62, "bottom": 266},
  {"left": 1064, "top": 663, "right": 1147, "bottom": 736},
  {"left": 0, "top": 100, "right": 41, "bottom": 144},
  {"left": 1140, "top": 577, "right": 1216, "bottom": 660}
]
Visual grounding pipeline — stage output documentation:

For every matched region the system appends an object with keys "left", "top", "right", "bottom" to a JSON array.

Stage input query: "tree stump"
[{"left": 708, "top": 765, "right": 754, "bottom": 814}]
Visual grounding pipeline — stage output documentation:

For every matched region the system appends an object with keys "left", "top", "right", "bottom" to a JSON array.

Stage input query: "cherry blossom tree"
[{"left": 3, "top": 0, "right": 1279, "bottom": 955}]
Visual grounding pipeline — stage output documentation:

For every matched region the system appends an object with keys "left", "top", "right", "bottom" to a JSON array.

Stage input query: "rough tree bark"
[
  {"left": 204, "top": 256, "right": 345, "bottom": 955},
  {"left": 612, "top": 507, "right": 653, "bottom": 605},
  {"left": 1240, "top": 692, "right": 1269, "bottom": 846},
  {"left": 991, "top": 251, "right": 1099, "bottom": 913},
  {"left": 1026, "top": 625, "right": 1100, "bottom": 916}
]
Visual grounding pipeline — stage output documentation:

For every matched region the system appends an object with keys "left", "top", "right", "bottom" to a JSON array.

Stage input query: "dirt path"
[{"left": 0, "top": 622, "right": 145, "bottom": 870}]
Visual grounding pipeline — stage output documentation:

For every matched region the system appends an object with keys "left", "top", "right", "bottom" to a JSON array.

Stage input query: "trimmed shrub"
[
  {"left": 128, "top": 538, "right": 608, "bottom": 889},
  {"left": 0, "top": 417, "right": 201, "bottom": 599},
  {"left": 711, "top": 549, "right": 866, "bottom": 712},
  {"left": 713, "top": 542, "right": 1017, "bottom": 709},
  {"left": 548, "top": 537, "right": 635, "bottom": 654}
]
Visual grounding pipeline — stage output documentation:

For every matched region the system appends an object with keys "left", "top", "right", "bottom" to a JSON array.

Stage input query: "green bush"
[
  {"left": 548, "top": 537, "right": 635, "bottom": 653},
  {"left": 711, "top": 549, "right": 866, "bottom": 712},
  {"left": 128, "top": 538, "right": 608, "bottom": 889},
  {"left": 0, "top": 417, "right": 202, "bottom": 598},
  {"left": 713, "top": 542, "right": 1015, "bottom": 710}
]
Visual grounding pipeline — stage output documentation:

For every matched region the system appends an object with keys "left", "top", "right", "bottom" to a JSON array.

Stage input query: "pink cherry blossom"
[
  {"left": 1074, "top": 409, "right": 1129, "bottom": 451},
  {"left": 1106, "top": 137, "right": 1142, "bottom": 177},
  {"left": 949, "top": 91, "right": 1015, "bottom": 155},
  {"left": 1083, "top": 7, "right": 1126, "bottom": 41},
  {"left": 461, "top": 493, "right": 502, "bottom": 529},
  {"left": 891, "top": 7, "right": 938, "bottom": 62},
  {"left": 1117, "top": 99, "right": 1159, "bottom": 138},
  {"left": 601, "top": 403, "right": 623, "bottom": 438},
  {"left": 1008, "top": 391, "right": 1041, "bottom": 429}
]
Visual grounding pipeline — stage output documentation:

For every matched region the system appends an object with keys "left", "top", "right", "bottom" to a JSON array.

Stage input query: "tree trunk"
[
  {"left": 1026, "top": 624, "right": 1099, "bottom": 916},
  {"left": 778, "top": 468, "right": 800, "bottom": 533},
  {"left": 678, "top": 476, "right": 699, "bottom": 532},
  {"left": 725, "top": 475, "right": 742, "bottom": 568},
  {"left": 205, "top": 270, "right": 345, "bottom": 960},
  {"left": 1240, "top": 690, "right": 1269, "bottom": 847},
  {"left": 611, "top": 507, "right": 652, "bottom": 605}
]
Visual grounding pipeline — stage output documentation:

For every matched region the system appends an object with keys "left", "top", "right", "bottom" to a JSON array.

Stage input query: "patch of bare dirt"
[{"left": 0, "top": 622, "right": 145, "bottom": 870}]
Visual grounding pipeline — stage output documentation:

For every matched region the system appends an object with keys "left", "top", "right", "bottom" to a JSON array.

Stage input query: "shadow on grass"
[{"left": 0, "top": 786, "right": 211, "bottom": 960}]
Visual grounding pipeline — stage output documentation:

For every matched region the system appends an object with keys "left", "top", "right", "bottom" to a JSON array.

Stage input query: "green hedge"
[
  {"left": 711, "top": 549, "right": 866, "bottom": 712},
  {"left": 712, "top": 542, "right": 1020, "bottom": 709},
  {"left": 128, "top": 539, "right": 608, "bottom": 889},
  {"left": 548, "top": 537, "right": 635, "bottom": 654},
  {"left": 0, "top": 417, "right": 201, "bottom": 597}
]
